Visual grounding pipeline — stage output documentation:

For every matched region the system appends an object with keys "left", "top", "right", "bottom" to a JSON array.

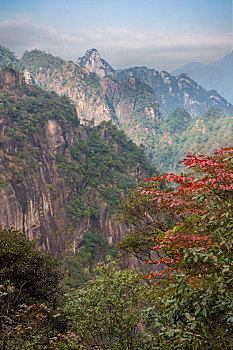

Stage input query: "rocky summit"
[
  {"left": 77, "top": 48, "right": 115, "bottom": 78},
  {"left": 76, "top": 48, "right": 233, "bottom": 116}
]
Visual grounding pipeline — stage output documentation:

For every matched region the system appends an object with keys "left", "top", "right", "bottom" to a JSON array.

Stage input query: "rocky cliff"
[
  {"left": 117, "top": 69, "right": 232, "bottom": 116},
  {"left": 0, "top": 67, "right": 155, "bottom": 258},
  {"left": 19, "top": 50, "right": 114, "bottom": 125},
  {"left": 76, "top": 48, "right": 233, "bottom": 116},
  {"left": 100, "top": 76, "right": 162, "bottom": 150},
  {"left": 172, "top": 51, "right": 233, "bottom": 104},
  {"left": 77, "top": 48, "right": 115, "bottom": 78},
  {"left": 1, "top": 46, "right": 232, "bottom": 174},
  {"left": 1, "top": 45, "right": 232, "bottom": 118},
  {"left": 18, "top": 49, "right": 163, "bottom": 151}
]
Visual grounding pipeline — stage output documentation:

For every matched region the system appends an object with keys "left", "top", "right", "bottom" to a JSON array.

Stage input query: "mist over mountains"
[
  {"left": 77, "top": 48, "right": 232, "bottom": 117},
  {"left": 172, "top": 51, "right": 233, "bottom": 104},
  {"left": 0, "top": 44, "right": 233, "bottom": 173}
]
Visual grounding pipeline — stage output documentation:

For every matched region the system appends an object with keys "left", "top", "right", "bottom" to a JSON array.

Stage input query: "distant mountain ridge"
[
  {"left": 0, "top": 45, "right": 232, "bottom": 116},
  {"left": 17, "top": 48, "right": 163, "bottom": 161},
  {"left": 76, "top": 48, "right": 233, "bottom": 116},
  {"left": 172, "top": 51, "right": 233, "bottom": 104},
  {"left": 0, "top": 45, "right": 233, "bottom": 173}
]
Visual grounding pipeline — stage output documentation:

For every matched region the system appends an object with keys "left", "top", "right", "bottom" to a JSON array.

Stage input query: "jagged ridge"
[{"left": 76, "top": 48, "right": 233, "bottom": 116}]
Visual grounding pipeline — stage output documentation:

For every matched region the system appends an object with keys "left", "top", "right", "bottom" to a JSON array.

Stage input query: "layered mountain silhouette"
[
  {"left": 0, "top": 45, "right": 232, "bottom": 116},
  {"left": 0, "top": 45, "right": 233, "bottom": 173},
  {"left": 77, "top": 48, "right": 232, "bottom": 116},
  {"left": 172, "top": 51, "right": 233, "bottom": 104}
]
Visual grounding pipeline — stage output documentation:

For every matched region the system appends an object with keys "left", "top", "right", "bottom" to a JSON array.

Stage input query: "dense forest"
[{"left": 153, "top": 107, "right": 233, "bottom": 172}]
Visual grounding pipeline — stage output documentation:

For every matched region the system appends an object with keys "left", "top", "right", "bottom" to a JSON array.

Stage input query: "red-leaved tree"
[{"left": 141, "top": 147, "right": 233, "bottom": 282}]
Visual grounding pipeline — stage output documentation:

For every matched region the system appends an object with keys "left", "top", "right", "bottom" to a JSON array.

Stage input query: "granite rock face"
[
  {"left": 116, "top": 69, "right": 232, "bottom": 116},
  {"left": 0, "top": 67, "right": 25, "bottom": 90},
  {"left": 0, "top": 68, "right": 150, "bottom": 260},
  {"left": 100, "top": 76, "right": 162, "bottom": 145},
  {"left": 21, "top": 59, "right": 113, "bottom": 125},
  {"left": 77, "top": 49, "right": 115, "bottom": 78},
  {"left": 19, "top": 50, "right": 163, "bottom": 149},
  {"left": 77, "top": 48, "right": 233, "bottom": 116}
]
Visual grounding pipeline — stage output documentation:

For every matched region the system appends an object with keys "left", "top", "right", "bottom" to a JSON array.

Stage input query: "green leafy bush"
[{"left": 66, "top": 261, "right": 156, "bottom": 349}]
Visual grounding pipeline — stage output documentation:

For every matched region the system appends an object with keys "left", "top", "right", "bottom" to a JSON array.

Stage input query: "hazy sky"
[{"left": 0, "top": 0, "right": 232, "bottom": 71}]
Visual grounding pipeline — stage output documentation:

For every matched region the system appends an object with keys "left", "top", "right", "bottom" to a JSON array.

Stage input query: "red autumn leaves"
[{"left": 141, "top": 147, "right": 233, "bottom": 280}]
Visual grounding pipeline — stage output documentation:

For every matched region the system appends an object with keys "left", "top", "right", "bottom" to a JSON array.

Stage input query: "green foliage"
[
  {"left": 153, "top": 107, "right": 233, "bottom": 172},
  {"left": 0, "top": 68, "right": 79, "bottom": 141},
  {"left": 66, "top": 192, "right": 99, "bottom": 225},
  {"left": 63, "top": 232, "right": 119, "bottom": 289},
  {"left": 0, "top": 228, "right": 68, "bottom": 349},
  {"left": 119, "top": 149, "right": 233, "bottom": 349},
  {"left": 0, "top": 45, "right": 19, "bottom": 67},
  {"left": 56, "top": 121, "right": 156, "bottom": 225},
  {"left": 0, "top": 228, "right": 61, "bottom": 304},
  {"left": 147, "top": 219, "right": 233, "bottom": 349},
  {"left": 104, "top": 76, "right": 163, "bottom": 160},
  {"left": 163, "top": 107, "right": 191, "bottom": 133},
  {"left": 117, "top": 180, "right": 174, "bottom": 260},
  {"left": 0, "top": 68, "right": 79, "bottom": 188},
  {"left": 19, "top": 49, "right": 64, "bottom": 75},
  {"left": 66, "top": 261, "right": 156, "bottom": 349},
  {"left": 19, "top": 49, "right": 102, "bottom": 98}
]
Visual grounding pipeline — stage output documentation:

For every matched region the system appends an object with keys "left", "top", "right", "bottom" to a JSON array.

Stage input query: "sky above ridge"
[{"left": 0, "top": 0, "right": 232, "bottom": 71}]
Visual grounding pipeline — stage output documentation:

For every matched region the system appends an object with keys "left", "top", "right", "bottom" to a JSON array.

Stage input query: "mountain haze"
[
  {"left": 76, "top": 48, "right": 233, "bottom": 116},
  {"left": 172, "top": 51, "right": 233, "bottom": 104},
  {"left": 1, "top": 46, "right": 233, "bottom": 173}
]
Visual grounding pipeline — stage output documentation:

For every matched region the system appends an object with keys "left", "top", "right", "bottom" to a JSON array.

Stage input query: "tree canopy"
[
  {"left": 66, "top": 261, "right": 156, "bottom": 350},
  {"left": 0, "top": 228, "right": 66, "bottom": 349},
  {"left": 119, "top": 146, "right": 233, "bottom": 349}
]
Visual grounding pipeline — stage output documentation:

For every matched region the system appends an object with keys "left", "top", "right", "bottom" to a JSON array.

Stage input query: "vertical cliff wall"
[{"left": 0, "top": 67, "right": 155, "bottom": 259}]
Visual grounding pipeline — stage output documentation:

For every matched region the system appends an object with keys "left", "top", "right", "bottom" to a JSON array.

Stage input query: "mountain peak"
[
  {"left": 85, "top": 48, "right": 100, "bottom": 56},
  {"left": 171, "top": 52, "right": 233, "bottom": 103},
  {"left": 77, "top": 49, "right": 115, "bottom": 78}
]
